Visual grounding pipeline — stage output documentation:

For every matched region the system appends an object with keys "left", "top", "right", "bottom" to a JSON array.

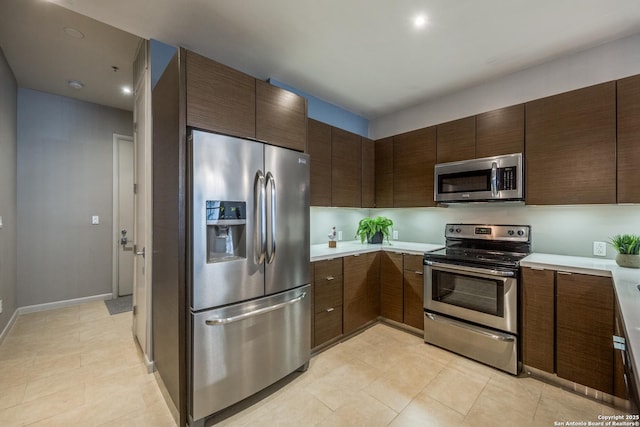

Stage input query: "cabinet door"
[
  {"left": 185, "top": 50, "right": 256, "bottom": 138},
  {"left": 525, "top": 82, "right": 616, "bottom": 205},
  {"left": 613, "top": 302, "right": 628, "bottom": 400},
  {"left": 375, "top": 137, "right": 393, "bottom": 208},
  {"left": 436, "top": 116, "right": 476, "bottom": 163},
  {"left": 343, "top": 253, "right": 380, "bottom": 335},
  {"left": 256, "top": 80, "right": 307, "bottom": 152},
  {"left": 310, "top": 263, "right": 315, "bottom": 349},
  {"left": 556, "top": 272, "right": 614, "bottom": 394},
  {"left": 380, "top": 251, "right": 403, "bottom": 322},
  {"left": 315, "top": 306, "right": 343, "bottom": 347},
  {"left": 362, "top": 138, "right": 375, "bottom": 208},
  {"left": 617, "top": 74, "right": 640, "bottom": 203},
  {"left": 308, "top": 119, "right": 332, "bottom": 206},
  {"left": 403, "top": 255, "right": 424, "bottom": 330},
  {"left": 393, "top": 127, "right": 436, "bottom": 207},
  {"left": 331, "top": 128, "right": 362, "bottom": 207},
  {"left": 521, "top": 267, "right": 555, "bottom": 373},
  {"left": 476, "top": 104, "right": 524, "bottom": 158}
]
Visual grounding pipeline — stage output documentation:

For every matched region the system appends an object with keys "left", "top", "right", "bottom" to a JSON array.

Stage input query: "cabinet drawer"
[
  {"left": 314, "top": 259, "right": 342, "bottom": 280},
  {"left": 403, "top": 254, "right": 424, "bottom": 273},
  {"left": 315, "top": 278, "right": 343, "bottom": 313},
  {"left": 314, "top": 305, "right": 342, "bottom": 346}
]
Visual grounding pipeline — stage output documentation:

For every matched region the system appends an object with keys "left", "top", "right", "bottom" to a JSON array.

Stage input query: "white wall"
[
  {"left": 370, "top": 32, "right": 640, "bottom": 139},
  {"left": 17, "top": 89, "right": 133, "bottom": 306},
  {"left": 0, "top": 47, "right": 17, "bottom": 333}
]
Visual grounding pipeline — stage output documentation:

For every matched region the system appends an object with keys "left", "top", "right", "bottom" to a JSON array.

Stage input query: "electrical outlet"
[
  {"left": 593, "top": 241, "right": 607, "bottom": 257},
  {"left": 337, "top": 230, "right": 343, "bottom": 241},
  {"left": 393, "top": 230, "right": 399, "bottom": 240},
  {"left": 0, "top": 299, "right": 3, "bottom": 314},
  {"left": 0, "top": 215, "right": 3, "bottom": 229},
  {"left": 91, "top": 215, "right": 99, "bottom": 225}
]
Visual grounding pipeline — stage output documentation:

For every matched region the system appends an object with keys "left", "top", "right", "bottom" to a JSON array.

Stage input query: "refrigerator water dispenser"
[{"left": 205, "top": 201, "right": 246, "bottom": 263}]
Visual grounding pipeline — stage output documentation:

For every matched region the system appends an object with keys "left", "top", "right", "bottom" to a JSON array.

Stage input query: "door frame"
[{"left": 112, "top": 133, "right": 135, "bottom": 298}]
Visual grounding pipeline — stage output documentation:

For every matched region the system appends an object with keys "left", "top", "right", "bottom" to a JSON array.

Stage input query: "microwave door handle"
[{"left": 491, "top": 162, "right": 498, "bottom": 197}]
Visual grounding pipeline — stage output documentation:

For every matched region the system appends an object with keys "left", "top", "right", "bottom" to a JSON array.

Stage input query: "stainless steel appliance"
[
  {"left": 423, "top": 224, "right": 531, "bottom": 375},
  {"left": 188, "top": 130, "right": 310, "bottom": 426},
  {"left": 434, "top": 153, "right": 524, "bottom": 203}
]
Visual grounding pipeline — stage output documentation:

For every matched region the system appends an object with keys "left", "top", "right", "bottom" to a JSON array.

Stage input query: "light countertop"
[
  {"left": 310, "top": 240, "right": 444, "bottom": 262},
  {"left": 521, "top": 253, "right": 640, "bottom": 395}
]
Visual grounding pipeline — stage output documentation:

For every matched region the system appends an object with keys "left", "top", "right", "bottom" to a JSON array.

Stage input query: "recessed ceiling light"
[
  {"left": 414, "top": 15, "right": 427, "bottom": 28},
  {"left": 68, "top": 80, "right": 84, "bottom": 89},
  {"left": 63, "top": 27, "right": 84, "bottom": 39},
  {"left": 121, "top": 86, "right": 132, "bottom": 95}
]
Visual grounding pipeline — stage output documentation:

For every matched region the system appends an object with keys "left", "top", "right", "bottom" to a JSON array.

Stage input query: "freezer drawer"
[
  {"left": 190, "top": 285, "right": 310, "bottom": 421},
  {"left": 424, "top": 311, "right": 518, "bottom": 375}
]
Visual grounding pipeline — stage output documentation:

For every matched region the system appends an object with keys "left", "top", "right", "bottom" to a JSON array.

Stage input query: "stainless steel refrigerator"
[{"left": 188, "top": 130, "right": 310, "bottom": 425}]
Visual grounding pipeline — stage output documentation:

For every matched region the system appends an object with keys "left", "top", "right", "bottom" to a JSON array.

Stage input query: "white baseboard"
[
  {"left": 0, "top": 309, "right": 19, "bottom": 345},
  {"left": 17, "top": 293, "right": 113, "bottom": 315}
]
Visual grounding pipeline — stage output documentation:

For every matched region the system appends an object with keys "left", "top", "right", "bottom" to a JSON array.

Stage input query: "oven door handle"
[
  {"left": 424, "top": 260, "right": 515, "bottom": 277},
  {"left": 425, "top": 312, "right": 515, "bottom": 342}
]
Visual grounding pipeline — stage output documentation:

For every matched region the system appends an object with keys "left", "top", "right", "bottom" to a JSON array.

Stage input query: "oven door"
[{"left": 424, "top": 261, "right": 517, "bottom": 334}]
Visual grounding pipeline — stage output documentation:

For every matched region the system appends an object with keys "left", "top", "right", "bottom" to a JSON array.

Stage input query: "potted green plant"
[
  {"left": 609, "top": 234, "right": 640, "bottom": 268},
  {"left": 355, "top": 216, "right": 394, "bottom": 244}
]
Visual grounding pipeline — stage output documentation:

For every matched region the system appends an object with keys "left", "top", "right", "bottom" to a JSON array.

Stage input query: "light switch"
[{"left": 91, "top": 215, "right": 100, "bottom": 225}]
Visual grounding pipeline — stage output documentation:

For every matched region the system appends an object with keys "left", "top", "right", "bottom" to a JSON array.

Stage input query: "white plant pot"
[{"left": 615, "top": 253, "right": 640, "bottom": 268}]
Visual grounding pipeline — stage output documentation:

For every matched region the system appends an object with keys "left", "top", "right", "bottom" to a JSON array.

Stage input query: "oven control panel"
[{"left": 445, "top": 224, "right": 530, "bottom": 241}]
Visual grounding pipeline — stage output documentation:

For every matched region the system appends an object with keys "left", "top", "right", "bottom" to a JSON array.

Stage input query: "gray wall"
[
  {"left": 0, "top": 48, "right": 17, "bottom": 332},
  {"left": 17, "top": 89, "right": 132, "bottom": 306}
]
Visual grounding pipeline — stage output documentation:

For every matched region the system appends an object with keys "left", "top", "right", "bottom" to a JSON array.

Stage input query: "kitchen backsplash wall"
[{"left": 311, "top": 205, "right": 640, "bottom": 259}]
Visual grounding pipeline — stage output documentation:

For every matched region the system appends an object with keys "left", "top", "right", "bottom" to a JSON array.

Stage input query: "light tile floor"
[{"left": 0, "top": 302, "right": 630, "bottom": 426}]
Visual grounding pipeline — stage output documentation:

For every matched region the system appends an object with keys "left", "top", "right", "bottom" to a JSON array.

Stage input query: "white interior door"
[
  {"left": 115, "top": 135, "right": 134, "bottom": 296},
  {"left": 132, "top": 51, "right": 151, "bottom": 359}
]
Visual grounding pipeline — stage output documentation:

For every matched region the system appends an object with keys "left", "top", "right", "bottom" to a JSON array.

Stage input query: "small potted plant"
[
  {"left": 609, "top": 234, "right": 640, "bottom": 268},
  {"left": 355, "top": 216, "right": 394, "bottom": 244}
]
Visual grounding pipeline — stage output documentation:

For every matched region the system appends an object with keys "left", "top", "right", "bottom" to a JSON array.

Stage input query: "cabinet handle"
[
  {"left": 326, "top": 307, "right": 334, "bottom": 312},
  {"left": 557, "top": 271, "right": 572, "bottom": 275},
  {"left": 326, "top": 276, "right": 335, "bottom": 281},
  {"left": 414, "top": 271, "right": 423, "bottom": 275},
  {"left": 353, "top": 254, "right": 360, "bottom": 257},
  {"left": 530, "top": 267, "right": 545, "bottom": 271}
]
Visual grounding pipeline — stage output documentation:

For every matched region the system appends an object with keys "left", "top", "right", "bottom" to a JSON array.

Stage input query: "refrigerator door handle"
[
  {"left": 254, "top": 170, "right": 266, "bottom": 265},
  {"left": 266, "top": 172, "right": 276, "bottom": 264}
]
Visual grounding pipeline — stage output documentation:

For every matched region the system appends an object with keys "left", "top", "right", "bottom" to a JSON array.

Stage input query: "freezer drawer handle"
[
  {"left": 425, "top": 312, "right": 515, "bottom": 342},
  {"left": 205, "top": 292, "right": 307, "bottom": 326}
]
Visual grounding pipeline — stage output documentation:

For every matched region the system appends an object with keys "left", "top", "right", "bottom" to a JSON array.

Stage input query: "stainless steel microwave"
[{"left": 434, "top": 153, "right": 524, "bottom": 203}]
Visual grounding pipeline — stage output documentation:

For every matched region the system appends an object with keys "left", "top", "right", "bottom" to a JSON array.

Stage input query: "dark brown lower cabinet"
[
  {"left": 403, "top": 255, "right": 425, "bottom": 330},
  {"left": 313, "top": 259, "right": 343, "bottom": 347},
  {"left": 343, "top": 253, "right": 380, "bottom": 335},
  {"left": 556, "top": 272, "right": 614, "bottom": 394},
  {"left": 380, "top": 252, "right": 403, "bottom": 322},
  {"left": 613, "top": 302, "right": 628, "bottom": 400},
  {"left": 522, "top": 267, "right": 555, "bottom": 373}
]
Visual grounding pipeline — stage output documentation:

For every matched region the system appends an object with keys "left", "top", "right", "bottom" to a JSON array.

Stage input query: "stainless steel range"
[{"left": 423, "top": 224, "right": 531, "bottom": 375}]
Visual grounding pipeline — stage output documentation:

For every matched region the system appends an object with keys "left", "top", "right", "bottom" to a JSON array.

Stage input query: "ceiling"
[
  {"left": 0, "top": 0, "right": 140, "bottom": 111},
  {"left": 3, "top": 1, "right": 640, "bottom": 118}
]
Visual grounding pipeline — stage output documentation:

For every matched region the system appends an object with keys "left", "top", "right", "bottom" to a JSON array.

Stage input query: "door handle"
[
  {"left": 254, "top": 170, "right": 266, "bottom": 265},
  {"left": 266, "top": 172, "right": 276, "bottom": 264},
  {"left": 134, "top": 246, "right": 145, "bottom": 258}
]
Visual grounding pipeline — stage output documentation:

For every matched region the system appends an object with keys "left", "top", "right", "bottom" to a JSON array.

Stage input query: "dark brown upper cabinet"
[
  {"left": 476, "top": 104, "right": 524, "bottom": 158},
  {"left": 332, "top": 128, "right": 362, "bottom": 207},
  {"left": 361, "top": 137, "right": 375, "bottom": 208},
  {"left": 617, "top": 74, "right": 640, "bottom": 204},
  {"left": 256, "top": 80, "right": 307, "bottom": 152},
  {"left": 308, "top": 119, "right": 332, "bottom": 206},
  {"left": 185, "top": 50, "right": 256, "bottom": 139},
  {"left": 374, "top": 137, "right": 394, "bottom": 208},
  {"left": 436, "top": 116, "right": 476, "bottom": 163},
  {"left": 394, "top": 127, "right": 437, "bottom": 207},
  {"left": 525, "top": 82, "right": 616, "bottom": 205}
]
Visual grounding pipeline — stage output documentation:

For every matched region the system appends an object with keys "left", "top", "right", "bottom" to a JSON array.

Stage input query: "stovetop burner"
[{"left": 424, "top": 224, "right": 531, "bottom": 269}]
